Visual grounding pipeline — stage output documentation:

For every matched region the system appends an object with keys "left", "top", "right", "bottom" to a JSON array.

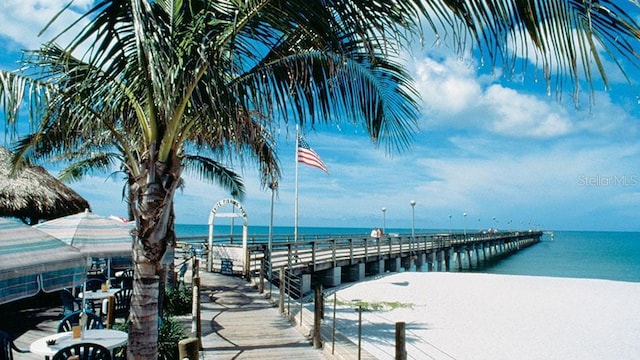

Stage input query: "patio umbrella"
[
  {"left": 0, "top": 217, "right": 87, "bottom": 305},
  {"left": 0, "top": 146, "right": 90, "bottom": 225},
  {"left": 34, "top": 210, "right": 134, "bottom": 258}
]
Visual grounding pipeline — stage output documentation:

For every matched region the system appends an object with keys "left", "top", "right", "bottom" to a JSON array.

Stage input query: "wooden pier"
[{"left": 181, "top": 230, "right": 543, "bottom": 297}]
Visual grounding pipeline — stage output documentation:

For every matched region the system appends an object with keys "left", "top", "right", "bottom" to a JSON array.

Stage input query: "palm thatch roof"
[{"left": 0, "top": 146, "right": 90, "bottom": 224}]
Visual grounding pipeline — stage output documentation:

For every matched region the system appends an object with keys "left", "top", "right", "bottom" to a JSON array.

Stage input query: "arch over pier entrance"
[{"left": 207, "top": 198, "right": 249, "bottom": 274}]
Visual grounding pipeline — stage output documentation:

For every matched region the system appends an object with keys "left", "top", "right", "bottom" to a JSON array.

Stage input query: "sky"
[{"left": 1, "top": 1, "right": 639, "bottom": 232}]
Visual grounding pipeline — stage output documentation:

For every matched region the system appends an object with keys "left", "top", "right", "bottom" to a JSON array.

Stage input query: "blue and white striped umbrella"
[
  {"left": 35, "top": 210, "right": 134, "bottom": 258},
  {"left": 0, "top": 217, "right": 87, "bottom": 305}
]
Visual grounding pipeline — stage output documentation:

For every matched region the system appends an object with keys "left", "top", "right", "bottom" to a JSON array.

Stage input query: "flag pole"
[{"left": 294, "top": 125, "right": 300, "bottom": 261}]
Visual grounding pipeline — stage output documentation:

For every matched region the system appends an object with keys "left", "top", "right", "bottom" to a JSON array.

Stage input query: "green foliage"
[
  {"left": 158, "top": 315, "right": 188, "bottom": 360},
  {"left": 333, "top": 298, "right": 414, "bottom": 312},
  {"left": 109, "top": 315, "right": 187, "bottom": 360},
  {"left": 163, "top": 283, "right": 193, "bottom": 316}
]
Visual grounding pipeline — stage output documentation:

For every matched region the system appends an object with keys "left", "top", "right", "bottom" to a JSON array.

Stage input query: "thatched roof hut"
[{"left": 0, "top": 146, "right": 91, "bottom": 224}]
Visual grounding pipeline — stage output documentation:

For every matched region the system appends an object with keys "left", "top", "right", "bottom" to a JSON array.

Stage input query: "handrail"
[{"left": 182, "top": 231, "right": 544, "bottom": 277}]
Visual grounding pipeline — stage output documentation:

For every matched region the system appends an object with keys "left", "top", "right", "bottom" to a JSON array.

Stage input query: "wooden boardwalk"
[
  {"left": 193, "top": 270, "right": 326, "bottom": 359},
  {"left": 192, "top": 271, "right": 377, "bottom": 360}
]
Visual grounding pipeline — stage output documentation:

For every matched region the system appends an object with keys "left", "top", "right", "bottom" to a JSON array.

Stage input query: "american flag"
[{"left": 298, "top": 136, "right": 329, "bottom": 174}]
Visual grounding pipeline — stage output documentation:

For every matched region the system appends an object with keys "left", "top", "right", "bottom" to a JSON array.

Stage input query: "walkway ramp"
[{"left": 195, "top": 271, "right": 325, "bottom": 359}]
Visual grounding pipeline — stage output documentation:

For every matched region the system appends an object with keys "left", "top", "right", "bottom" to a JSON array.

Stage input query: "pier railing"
[{"left": 177, "top": 230, "right": 544, "bottom": 279}]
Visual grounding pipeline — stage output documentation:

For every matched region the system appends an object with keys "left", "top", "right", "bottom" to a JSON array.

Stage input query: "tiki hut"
[{"left": 0, "top": 146, "right": 90, "bottom": 224}]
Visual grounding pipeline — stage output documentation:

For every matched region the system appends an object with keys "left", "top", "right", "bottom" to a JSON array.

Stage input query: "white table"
[
  {"left": 79, "top": 288, "right": 119, "bottom": 301},
  {"left": 30, "top": 329, "right": 128, "bottom": 358},
  {"left": 79, "top": 289, "right": 120, "bottom": 316}
]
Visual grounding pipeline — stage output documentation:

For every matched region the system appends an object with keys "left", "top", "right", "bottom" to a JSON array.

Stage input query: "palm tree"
[{"left": 2, "top": 1, "right": 640, "bottom": 358}]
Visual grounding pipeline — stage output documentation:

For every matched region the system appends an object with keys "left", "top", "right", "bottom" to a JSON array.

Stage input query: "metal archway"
[{"left": 207, "top": 198, "right": 249, "bottom": 275}]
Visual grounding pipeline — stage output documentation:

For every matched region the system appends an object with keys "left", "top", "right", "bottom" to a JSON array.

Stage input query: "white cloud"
[
  {"left": 409, "top": 47, "right": 640, "bottom": 144},
  {"left": 0, "top": 0, "right": 93, "bottom": 50},
  {"left": 411, "top": 52, "right": 577, "bottom": 140},
  {"left": 414, "top": 57, "right": 482, "bottom": 115},
  {"left": 482, "top": 85, "right": 573, "bottom": 138}
]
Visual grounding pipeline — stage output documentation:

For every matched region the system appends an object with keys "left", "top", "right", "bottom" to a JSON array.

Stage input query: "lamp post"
[
  {"left": 410, "top": 200, "right": 416, "bottom": 254},
  {"left": 382, "top": 207, "right": 386, "bottom": 234},
  {"left": 448, "top": 214, "right": 452, "bottom": 234},
  {"left": 267, "top": 180, "right": 277, "bottom": 297},
  {"left": 463, "top": 212, "right": 467, "bottom": 237}
]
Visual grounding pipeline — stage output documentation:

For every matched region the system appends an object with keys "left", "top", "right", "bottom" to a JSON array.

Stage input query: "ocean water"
[{"left": 175, "top": 224, "right": 640, "bottom": 283}]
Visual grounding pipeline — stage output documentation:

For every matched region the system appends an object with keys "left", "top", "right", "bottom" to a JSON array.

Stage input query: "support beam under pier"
[
  {"left": 401, "top": 256, "right": 415, "bottom": 272},
  {"left": 386, "top": 257, "right": 401, "bottom": 273},
  {"left": 342, "top": 263, "right": 365, "bottom": 282},
  {"left": 426, "top": 252, "right": 436, "bottom": 272},
  {"left": 317, "top": 266, "right": 341, "bottom": 288},
  {"left": 365, "top": 259, "right": 385, "bottom": 276},
  {"left": 415, "top": 253, "right": 427, "bottom": 272}
]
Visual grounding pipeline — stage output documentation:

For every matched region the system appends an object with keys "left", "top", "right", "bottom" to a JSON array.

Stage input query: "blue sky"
[{"left": 1, "top": 1, "right": 639, "bottom": 232}]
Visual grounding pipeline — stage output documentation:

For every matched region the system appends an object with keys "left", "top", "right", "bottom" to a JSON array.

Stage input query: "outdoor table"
[
  {"left": 79, "top": 288, "right": 119, "bottom": 301},
  {"left": 30, "top": 329, "right": 128, "bottom": 358},
  {"left": 79, "top": 288, "right": 119, "bottom": 316}
]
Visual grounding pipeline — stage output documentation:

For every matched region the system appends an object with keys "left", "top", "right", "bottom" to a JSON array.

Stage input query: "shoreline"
[{"left": 330, "top": 272, "right": 640, "bottom": 360}]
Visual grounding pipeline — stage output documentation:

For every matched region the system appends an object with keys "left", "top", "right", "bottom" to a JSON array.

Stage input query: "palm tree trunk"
[
  {"left": 127, "top": 157, "right": 181, "bottom": 359},
  {"left": 128, "top": 249, "right": 160, "bottom": 359}
]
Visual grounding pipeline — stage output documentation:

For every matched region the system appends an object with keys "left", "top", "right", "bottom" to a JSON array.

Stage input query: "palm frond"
[
  {"left": 56, "top": 153, "right": 121, "bottom": 183},
  {"left": 421, "top": 1, "right": 640, "bottom": 100},
  {"left": 182, "top": 155, "right": 245, "bottom": 200}
]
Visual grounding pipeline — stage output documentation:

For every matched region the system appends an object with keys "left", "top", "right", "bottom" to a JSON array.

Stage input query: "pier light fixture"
[
  {"left": 449, "top": 214, "right": 452, "bottom": 234},
  {"left": 463, "top": 212, "right": 467, "bottom": 236},
  {"left": 382, "top": 207, "right": 386, "bottom": 234}
]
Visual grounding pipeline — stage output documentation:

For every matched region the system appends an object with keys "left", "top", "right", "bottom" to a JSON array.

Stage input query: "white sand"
[{"left": 330, "top": 272, "right": 640, "bottom": 359}]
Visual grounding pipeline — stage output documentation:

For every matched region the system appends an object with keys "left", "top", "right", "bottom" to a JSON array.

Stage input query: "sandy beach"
[{"left": 330, "top": 272, "right": 640, "bottom": 360}]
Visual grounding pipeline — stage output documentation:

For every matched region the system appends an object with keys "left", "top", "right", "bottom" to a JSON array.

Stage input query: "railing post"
[
  {"left": 349, "top": 238, "right": 354, "bottom": 264},
  {"left": 364, "top": 237, "right": 368, "bottom": 261},
  {"left": 312, "top": 241, "right": 317, "bottom": 272},
  {"left": 191, "top": 276, "right": 202, "bottom": 349},
  {"left": 244, "top": 247, "right": 251, "bottom": 281},
  {"left": 178, "top": 338, "right": 200, "bottom": 360},
  {"left": 313, "top": 285, "right": 323, "bottom": 349},
  {"left": 278, "top": 268, "right": 285, "bottom": 313},
  {"left": 395, "top": 321, "right": 407, "bottom": 360},
  {"left": 332, "top": 239, "right": 337, "bottom": 267},
  {"left": 258, "top": 256, "right": 264, "bottom": 293}
]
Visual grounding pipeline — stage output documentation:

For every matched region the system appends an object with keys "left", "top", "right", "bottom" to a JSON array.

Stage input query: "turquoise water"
[
  {"left": 473, "top": 231, "right": 640, "bottom": 283},
  {"left": 175, "top": 224, "right": 640, "bottom": 283}
]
